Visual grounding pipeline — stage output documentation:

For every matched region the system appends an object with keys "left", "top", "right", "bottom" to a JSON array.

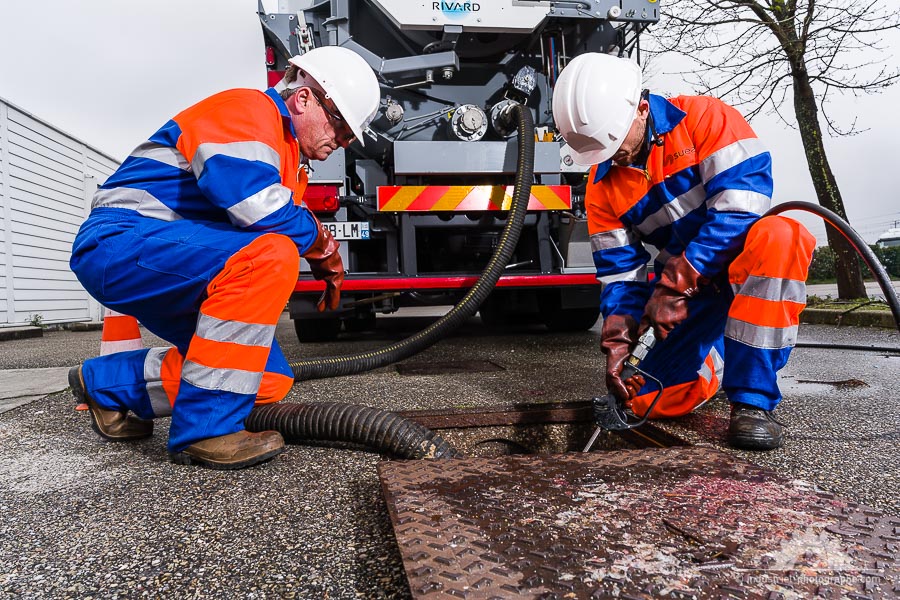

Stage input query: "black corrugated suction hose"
[
  {"left": 765, "top": 201, "right": 900, "bottom": 332},
  {"left": 246, "top": 103, "right": 536, "bottom": 459},
  {"left": 245, "top": 402, "right": 461, "bottom": 459}
]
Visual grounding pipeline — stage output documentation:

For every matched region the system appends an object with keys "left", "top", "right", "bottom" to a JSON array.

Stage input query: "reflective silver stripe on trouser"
[
  {"left": 180, "top": 314, "right": 276, "bottom": 395},
  {"left": 692, "top": 346, "right": 725, "bottom": 411},
  {"left": 195, "top": 313, "right": 276, "bottom": 347},
  {"left": 732, "top": 275, "right": 807, "bottom": 304},
  {"left": 144, "top": 347, "right": 174, "bottom": 417},
  {"left": 725, "top": 319, "right": 799, "bottom": 349},
  {"left": 181, "top": 361, "right": 264, "bottom": 395},
  {"left": 698, "top": 345, "right": 725, "bottom": 383}
]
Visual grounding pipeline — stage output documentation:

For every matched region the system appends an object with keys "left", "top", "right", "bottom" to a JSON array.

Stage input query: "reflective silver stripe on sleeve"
[
  {"left": 636, "top": 185, "right": 706, "bottom": 235},
  {"left": 192, "top": 141, "right": 281, "bottom": 177},
  {"left": 226, "top": 183, "right": 293, "bottom": 226},
  {"left": 182, "top": 360, "right": 263, "bottom": 395},
  {"left": 196, "top": 313, "right": 276, "bottom": 347},
  {"left": 698, "top": 138, "right": 767, "bottom": 183},
  {"left": 131, "top": 141, "right": 191, "bottom": 171},
  {"left": 725, "top": 318, "right": 799, "bottom": 349},
  {"left": 590, "top": 228, "right": 638, "bottom": 252},
  {"left": 707, "top": 189, "right": 770, "bottom": 215},
  {"left": 144, "top": 347, "right": 173, "bottom": 417},
  {"left": 598, "top": 264, "right": 648, "bottom": 285},
  {"left": 732, "top": 275, "right": 807, "bottom": 304},
  {"left": 92, "top": 187, "right": 182, "bottom": 222}
]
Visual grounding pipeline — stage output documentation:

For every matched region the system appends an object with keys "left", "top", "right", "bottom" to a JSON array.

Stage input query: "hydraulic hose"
[
  {"left": 247, "top": 103, "right": 536, "bottom": 459},
  {"left": 246, "top": 402, "right": 460, "bottom": 459},
  {"left": 289, "top": 103, "right": 536, "bottom": 380},
  {"left": 765, "top": 201, "right": 900, "bottom": 333}
]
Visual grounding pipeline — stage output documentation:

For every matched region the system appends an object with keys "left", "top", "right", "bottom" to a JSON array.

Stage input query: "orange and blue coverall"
[
  {"left": 71, "top": 88, "right": 315, "bottom": 452},
  {"left": 587, "top": 94, "right": 815, "bottom": 417}
]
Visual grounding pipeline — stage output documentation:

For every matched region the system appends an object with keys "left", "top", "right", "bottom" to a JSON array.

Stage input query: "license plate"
[{"left": 324, "top": 221, "right": 370, "bottom": 240}]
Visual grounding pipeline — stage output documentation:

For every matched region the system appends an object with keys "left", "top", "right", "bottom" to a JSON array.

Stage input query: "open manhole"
[{"left": 379, "top": 447, "right": 899, "bottom": 599}]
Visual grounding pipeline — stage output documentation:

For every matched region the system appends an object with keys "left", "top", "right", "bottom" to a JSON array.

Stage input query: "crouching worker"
[
  {"left": 553, "top": 53, "right": 815, "bottom": 450},
  {"left": 69, "top": 47, "right": 380, "bottom": 468}
]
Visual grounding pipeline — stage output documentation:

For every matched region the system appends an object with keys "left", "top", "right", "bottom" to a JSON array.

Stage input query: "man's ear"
[{"left": 286, "top": 87, "right": 312, "bottom": 114}]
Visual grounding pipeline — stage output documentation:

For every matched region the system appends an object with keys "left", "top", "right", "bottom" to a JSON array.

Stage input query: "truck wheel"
[
  {"left": 478, "top": 297, "right": 511, "bottom": 329},
  {"left": 542, "top": 307, "right": 601, "bottom": 332},
  {"left": 294, "top": 318, "right": 341, "bottom": 342},
  {"left": 344, "top": 312, "right": 376, "bottom": 333}
]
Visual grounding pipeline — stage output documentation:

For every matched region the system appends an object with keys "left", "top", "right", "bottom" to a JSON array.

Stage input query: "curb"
[
  {"left": 800, "top": 308, "right": 896, "bottom": 329},
  {"left": 0, "top": 326, "right": 43, "bottom": 342},
  {"left": 68, "top": 321, "right": 104, "bottom": 332}
]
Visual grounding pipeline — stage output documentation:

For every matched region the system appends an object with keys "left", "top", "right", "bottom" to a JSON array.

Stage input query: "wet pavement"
[{"left": 0, "top": 312, "right": 897, "bottom": 598}]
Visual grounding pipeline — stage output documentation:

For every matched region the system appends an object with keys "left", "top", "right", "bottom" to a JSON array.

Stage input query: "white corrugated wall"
[{"left": 0, "top": 98, "right": 119, "bottom": 327}]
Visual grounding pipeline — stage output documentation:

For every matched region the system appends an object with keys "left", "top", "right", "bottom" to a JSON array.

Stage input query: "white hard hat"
[
  {"left": 287, "top": 46, "right": 380, "bottom": 147},
  {"left": 552, "top": 53, "right": 643, "bottom": 165}
]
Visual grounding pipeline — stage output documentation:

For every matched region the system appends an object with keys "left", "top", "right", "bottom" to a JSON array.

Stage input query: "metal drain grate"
[{"left": 379, "top": 447, "right": 899, "bottom": 599}]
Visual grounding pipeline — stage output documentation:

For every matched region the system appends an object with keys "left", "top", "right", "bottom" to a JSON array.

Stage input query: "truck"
[{"left": 258, "top": 0, "right": 660, "bottom": 341}]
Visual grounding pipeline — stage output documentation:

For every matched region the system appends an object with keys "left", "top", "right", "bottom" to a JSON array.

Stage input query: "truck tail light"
[
  {"left": 265, "top": 46, "right": 276, "bottom": 66},
  {"left": 303, "top": 184, "right": 340, "bottom": 214}
]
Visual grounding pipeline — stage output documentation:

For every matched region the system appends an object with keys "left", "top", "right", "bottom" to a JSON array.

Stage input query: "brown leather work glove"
[
  {"left": 639, "top": 253, "right": 708, "bottom": 341},
  {"left": 303, "top": 222, "right": 344, "bottom": 312},
  {"left": 602, "top": 314, "right": 645, "bottom": 403}
]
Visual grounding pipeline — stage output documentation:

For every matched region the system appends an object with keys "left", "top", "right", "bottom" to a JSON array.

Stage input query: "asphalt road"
[{"left": 0, "top": 312, "right": 897, "bottom": 598}]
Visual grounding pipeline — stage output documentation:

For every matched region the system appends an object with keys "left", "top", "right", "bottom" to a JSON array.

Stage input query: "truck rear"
[{"left": 258, "top": 0, "right": 660, "bottom": 341}]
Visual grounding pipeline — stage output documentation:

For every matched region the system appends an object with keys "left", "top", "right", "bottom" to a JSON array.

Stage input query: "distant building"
[
  {"left": 876, "top": 226, "right": 900, "bottom": 249},
  {"left": 0, "top": 97, "right": 119, "bottom": 328}
]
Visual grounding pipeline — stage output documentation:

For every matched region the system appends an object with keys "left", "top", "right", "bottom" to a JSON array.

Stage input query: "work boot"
[
  {"left": 727, "top": 402, "right": 784, "bottom": 450},
  {"left": 69, "top": 365, "right": 153, "bottom": 441},
  {"left": 169, "top": 430, "right": 285, "bottom": 470}
]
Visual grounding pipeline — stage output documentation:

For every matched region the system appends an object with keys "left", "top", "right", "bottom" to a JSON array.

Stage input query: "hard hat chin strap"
[{"left": 633, "top": 89, "right": 663, "bottom": 169}]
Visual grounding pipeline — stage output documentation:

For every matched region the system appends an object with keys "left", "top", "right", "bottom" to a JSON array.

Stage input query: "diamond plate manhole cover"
[{"left": 378, "top": 447, "right": 899, "bottom": 599}]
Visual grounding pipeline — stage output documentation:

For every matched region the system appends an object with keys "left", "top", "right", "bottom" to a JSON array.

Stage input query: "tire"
[
  {"left": 478, "top": 295, "right": 512, "bottom": 329},
  {"left": 538, "top": 291, "right": 600, "bottom": 332},
  {"left": 542, "top": 307, "right": 601, "bottom": 332},
  {"left": 344, "top": 312, "right": 376, "bottom": 333},
  {"left": 294, "top": 318, "right": 341, "bottom": 342}
]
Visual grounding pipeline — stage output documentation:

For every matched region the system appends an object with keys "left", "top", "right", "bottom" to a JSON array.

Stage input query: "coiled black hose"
[
  {"left": 245, "top": 402, "right": 460, "bottom": 459},
  {"left": 765, "top": 201, "right": 900, "bottom": 332},
  {"left": 247, "top": 104, "right": 536, "bottom": 459},
  {"left": 288, "top": 103, "right": 535, "bottom": 381}
]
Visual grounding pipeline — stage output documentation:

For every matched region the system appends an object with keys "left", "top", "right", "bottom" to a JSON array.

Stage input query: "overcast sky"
[{"left": 1, "top": 0, "right": 898, "bottom": 246}]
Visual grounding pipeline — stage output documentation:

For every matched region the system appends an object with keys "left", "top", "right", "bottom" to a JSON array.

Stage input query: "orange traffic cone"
[
  {"left": 75, "top": 308, "right": 144, "bottom": 411},
  {"left": 100, "top": 307, "right": 143, "bottom": 355}
]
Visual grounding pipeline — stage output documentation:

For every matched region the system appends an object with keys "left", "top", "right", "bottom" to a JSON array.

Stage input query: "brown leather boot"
[
  {"left": 169, "top": 430, "right": 285, "bottom": 470},
  {"left": 69, "top": 365, "right": 153, "bottom": 441},
  {"left": 727, "top": 402, "right": 784, "bottom": 450}
]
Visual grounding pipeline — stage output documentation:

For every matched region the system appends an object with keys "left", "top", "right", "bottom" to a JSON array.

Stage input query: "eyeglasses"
[{"left": 309, "top": 88, "right": 345, "bottom": 124}]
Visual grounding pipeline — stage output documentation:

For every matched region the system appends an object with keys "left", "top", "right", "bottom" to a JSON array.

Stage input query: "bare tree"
[{"left": 649, "top": 0, "right": 899, "bottom": 299}]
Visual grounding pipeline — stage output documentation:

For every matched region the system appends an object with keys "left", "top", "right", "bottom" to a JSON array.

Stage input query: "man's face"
[
  {"left": 288, "top": 87, "right": 356, "bottom": 161},
  {"left": 612, "top": 100, "right": 650, "bottom": 166}
]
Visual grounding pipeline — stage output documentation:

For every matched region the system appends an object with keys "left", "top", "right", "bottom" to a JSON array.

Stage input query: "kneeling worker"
[
  {"left": 69, "top": 47, "right": 380, "bottom": 468},
  {"left": 552, "top": 53, "right": 815, "bottom": 449}
]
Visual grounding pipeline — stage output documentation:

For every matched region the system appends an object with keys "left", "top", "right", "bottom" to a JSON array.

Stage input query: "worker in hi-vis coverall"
[
  {"left": 553, "top": 53, "right": 815, "bottom": 450},
  {"left": 69, "top": 46, "right": 380, "bottom": 469}
]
